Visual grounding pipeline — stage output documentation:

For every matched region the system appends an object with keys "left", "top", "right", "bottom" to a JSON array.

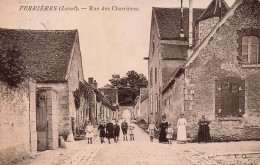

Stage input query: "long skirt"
[
  {"left": 198, "top": 125, "right": 211, "bottom": 142},
  {"left": 159, "top": 129, "right": 168, "bottom": 142},
  {"left": 177, "top": 125, "right": 187, "bottom": 141},
  {"left": 99, "top": 129, "right": 106, "bottom": 137}
]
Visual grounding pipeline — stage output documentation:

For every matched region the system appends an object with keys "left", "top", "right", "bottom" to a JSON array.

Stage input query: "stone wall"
[
  {"left": 185, "top": 0, "right": 260, "bottom": 141},
  {"left": 68, "top": 34, "right": 84, "bottom": 130},
  {"left": 195, "top": 17, "right": 219, "bottom": 46},
  {"left": 140, "top": 98, "right": 149, "bottom": 123},
  {"left": 37, "top": 83, "right": 70, "bottom": 138},
  {"left": 0, "top": 80, "right": 37, "bottom": 165},
  {"left": 162, "top": 74, "right": 185, "bottom": 135}
]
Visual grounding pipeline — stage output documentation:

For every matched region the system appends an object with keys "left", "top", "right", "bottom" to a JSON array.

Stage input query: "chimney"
[
  {"left": 180, "top": 0, "right": 185, "bottom": 38},
  {"left": 93, "top": 80, "right": 98, "bottom": 89},
  {"left": 188, "top": 0, "right": 193, "bottom": 48},
  {"left": 88, "top": 77, "right": 94, "bottom": 84}
]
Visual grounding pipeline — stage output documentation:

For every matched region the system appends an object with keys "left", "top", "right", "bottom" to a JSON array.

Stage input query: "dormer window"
[{"left": 242, "top": 36, "right": 259, "bottom": 64}]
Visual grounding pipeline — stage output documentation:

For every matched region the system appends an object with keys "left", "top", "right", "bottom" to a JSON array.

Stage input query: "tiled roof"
[
  {"left": 160, "top": 44, "right": 189, "bottom": 60},
  {"left": 162, "top": 60, "right": 185, "bottom": 86},
  {"left": 153, "top": 7, "right": 205, "bottom": 40},
  {"left": 196, "top": 0, "right": 229, "bottom": 23},
  {"left": 0, "top": 28, "right": 77, "bottom": 82}
]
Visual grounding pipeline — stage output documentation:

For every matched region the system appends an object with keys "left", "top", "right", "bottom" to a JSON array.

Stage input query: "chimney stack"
[
  {"left": 88, "top": 77, "right": 94, "bottom": 84},
  {"left": 93, "top": 80, "right": 98, "bottom": 89},
  {"left": 189, "top": 0, "right": 193, "bottom": 48}
]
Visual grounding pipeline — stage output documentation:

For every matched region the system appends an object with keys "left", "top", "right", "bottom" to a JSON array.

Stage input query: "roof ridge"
[{"left": 0, "top": 27, "right": 78, "bottom": 33}]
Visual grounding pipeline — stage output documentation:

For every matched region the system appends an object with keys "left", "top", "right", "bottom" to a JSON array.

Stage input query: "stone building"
[
  {"left": 133, "top": 88, "right": 149, "bottom": 122},
  {"left": 145, "top": 6, "right": 205, "bottom": 125},
  {"left": 0, "top": 28, "right": 85, "bottom": 150},
  {"left": 99, "top": 87, "right": 119, "bottom": 120},
  {"left": 161, "top": 0, "right": 260, "bottom": 141}
]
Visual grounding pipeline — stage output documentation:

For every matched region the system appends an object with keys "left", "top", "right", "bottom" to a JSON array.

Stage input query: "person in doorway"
[
  {"left": 129, "top": 119, "right": 135, "bottom": 141},
  {"left": 106, "top": 119, "right": 114, "bottom": 144},
  {"left": 177, "top": 113, "right": 187, "bottom": 144},
  {"left": 166, "top": 124, "right": 174, "bottom": 144},
  {"left": 198, "top": 114, "right": 211, "bottom": 143},
  {"left": 98, "top": 120, "right": 106, "bottom": 144},
  {"left": 159, "top": 117, "right": 168, "bottom": 143},
  {"left": 148, "top": 121, "right": 157, "bottom": 142},
  {"left": 85, "top": 121, "right": 94, "bottom": 144},
  {"left": 114, "top": 120, "right": 120, "bottom": 143},
  {"left": 121, "top": 118, "right": 128, "bottom": 141}
]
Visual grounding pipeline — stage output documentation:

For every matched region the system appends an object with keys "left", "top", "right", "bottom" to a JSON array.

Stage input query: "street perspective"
[{"left": 0, "top": 0, "right": 260, "bottom": 164}]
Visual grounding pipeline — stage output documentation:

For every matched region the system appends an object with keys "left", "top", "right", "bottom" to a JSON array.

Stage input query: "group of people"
[
  {"left": 91, "top": 118, "right": 135, "bottom": 144},
  {"left": 148, "top": 113, "right": 211, "bottom": 144}
]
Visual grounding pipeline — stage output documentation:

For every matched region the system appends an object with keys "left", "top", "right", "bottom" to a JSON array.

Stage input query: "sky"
[{"left": 0, "top": 0, "right": 235, "bottom": 87}]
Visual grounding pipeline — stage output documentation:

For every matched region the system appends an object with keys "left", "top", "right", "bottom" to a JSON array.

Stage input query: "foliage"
[
  {"left": 105, "top": 70, "right": 148, "bottom": 106},
  {"left": 0, "top": 45, "right": 26, "bottom": 87},
  {"left": 73, "top": 82, "right": 92, "bottom": 109}
]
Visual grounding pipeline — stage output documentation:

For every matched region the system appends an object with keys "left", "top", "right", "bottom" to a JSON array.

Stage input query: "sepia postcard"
[{"left": 0, "top": 0, "right": 260, "bottom": 164}]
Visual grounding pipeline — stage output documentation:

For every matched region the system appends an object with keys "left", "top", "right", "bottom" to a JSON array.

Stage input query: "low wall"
[{"left": 0, "top": 80, "right": 37, "bottom": 165}]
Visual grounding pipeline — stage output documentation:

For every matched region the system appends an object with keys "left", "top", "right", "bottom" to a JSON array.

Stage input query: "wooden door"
[
  {"left": 36, "top": 91, "right": 47, "bottom": 151},
  {"left": 221, "top": 83, "right": 239, "bottom": 117}
]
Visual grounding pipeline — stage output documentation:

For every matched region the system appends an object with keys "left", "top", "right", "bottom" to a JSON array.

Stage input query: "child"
[
  {"left": 121, "top": 118, "right": 128, "bottom": 141},
  {"left": 114, "top": 120, "right": 120, "bottom": 143},
  {"left": 166, "top": 124, "right": 174, "bottom": 144},
  {"left": 98, "top": 120, "right": 106, "bottom": 144},
  {"left": 106, "top": 119, "right": 114, "bottom": 144},
  {"left": 148, "top": 121, "right": 157, "bottom": 142},
  {"left": 129, "top": 119, "right": 135, "bottom": 141},
  {"left": 85, "top": 121, "right": 94, "bottom": 144}
]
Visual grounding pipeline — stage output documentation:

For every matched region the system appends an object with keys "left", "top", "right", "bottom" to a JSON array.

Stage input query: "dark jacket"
[
  {"left": 121, "top": 121, "right": 128, "bottom": 130},
  {"left": 106, "top": 122, "right": 114, "bottom": 138}
]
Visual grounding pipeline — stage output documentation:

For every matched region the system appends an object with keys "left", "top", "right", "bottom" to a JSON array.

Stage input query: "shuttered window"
[{"left": 215, "top": 77, "right": 245, "bottom": 117}]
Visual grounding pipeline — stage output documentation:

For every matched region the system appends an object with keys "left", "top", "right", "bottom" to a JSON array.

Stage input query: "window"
[
  {"left": 215, "top": 78, "right": 245, "bottom": 117},
  {"left": 150, "top": 68, "right": 153, "bottom": 87},
  {"left": 155, "top": 68, "right": 157, "bottom": 84},
  {"left": 242, "top": 36, "right": 259, "bottom": 64}
]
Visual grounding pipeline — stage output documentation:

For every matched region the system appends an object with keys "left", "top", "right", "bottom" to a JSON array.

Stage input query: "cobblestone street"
[{"left": 19, "top": 122, "right": 260, "bottom": 165}]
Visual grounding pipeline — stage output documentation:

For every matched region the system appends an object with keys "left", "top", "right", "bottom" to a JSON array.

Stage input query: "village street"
[{"left": 19, "top": 121, "right": 260, "bottom": 165}]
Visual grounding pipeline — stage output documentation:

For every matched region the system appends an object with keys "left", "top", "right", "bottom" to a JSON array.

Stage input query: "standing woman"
[
  {"left": 159, "top": 118, "right": 168, "bottom": 143},
  {"left": 198, "top": 115, "right": 211, "bottom": 143},
  {"left": 98, "top": 120, "right": 106, "bottom": 144},
  {"left": 177, "top": 113, "right": 187, "bottom": 144},
  {"left": 106, "top": 119, "right": 114, "bottom": 144}
]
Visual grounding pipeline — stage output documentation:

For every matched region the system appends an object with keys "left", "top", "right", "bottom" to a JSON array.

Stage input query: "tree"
[
  {"left": 0, "top": 45, "right": 26, "bottom": 87},
  {"left": 105, "top": 70, "right": 148, "bottom": 106}
]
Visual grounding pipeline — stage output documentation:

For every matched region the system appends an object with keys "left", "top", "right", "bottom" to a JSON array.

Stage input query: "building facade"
[{"left": 162, "top": 0, "right": 260, "bottom": 141}]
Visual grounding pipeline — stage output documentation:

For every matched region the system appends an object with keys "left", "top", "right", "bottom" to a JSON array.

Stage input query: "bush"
[{"left": 0, "top": 45, "right": 26, "bottom": 87}]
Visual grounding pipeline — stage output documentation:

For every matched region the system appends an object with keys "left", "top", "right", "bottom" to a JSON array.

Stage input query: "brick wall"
[
  {"left": 0, "top": 80, "right": 37, "bottom": 165},
  {"left": 185, "top": 0, "right": 260, "bottom": 141}
]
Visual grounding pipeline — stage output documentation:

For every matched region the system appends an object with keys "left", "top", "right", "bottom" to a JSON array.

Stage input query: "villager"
[
  {"left": 85, "top": 121, "right": 94, "bottom": 144},
  {"left": 129, "top": 119, "right": 135, "bottom": 141},
  {"left": 114, "top": 120, "right": 120, "bottom": 143},
  {"left": 98, "top": 120, "right": 106, "bottom": 144},
  {"left": 159, "top": 117, "right": 168, "bottom": 143},
  {"left": 166, "top": 124, "right": 174, "bottom": 144},
  {"left": 106, "top": 119, "right": 114, "bottom": 144},
  {"left": 177, "top": 113, "right": 187, "bottom": 144},
  {"left": 148, "top": 121, "right": 157, "bottom": 142},
  {"left": 198, "top": 114, "right": 211, "bottom": 143},
  {"left": 121, "top": 118, "right": 128, "bottom": 141}
]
